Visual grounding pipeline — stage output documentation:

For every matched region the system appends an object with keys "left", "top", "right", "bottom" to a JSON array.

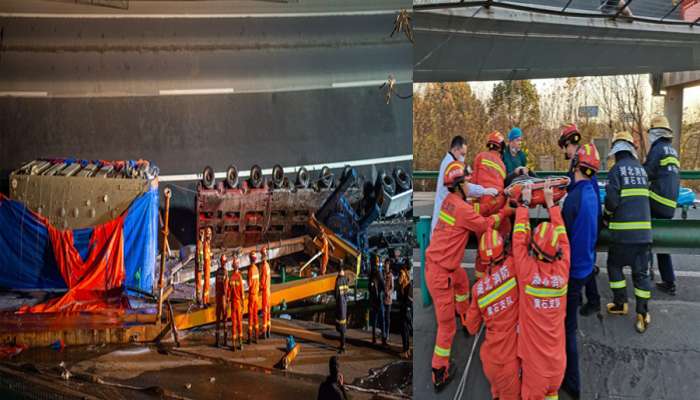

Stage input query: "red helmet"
[
  {"left": 531, "top": 221, "right": 564, "bottom": 262},
  {"left": 443, "top": 161, "right": 468, "bottom": 187},
  {"left": 220, "top": 254, "right": 227, "bottom": 264},
  {"left": 575, "top": 143, "right": 601, "bottom": 177},
  {"left": 558, "top": 124, "right": 581, "bottom": 148},
  {"left": 487, "top": 131, "right": 505, "bottom": 151},
  {"left": 478, "top": 228, "right": 505, "bottom": 266},
  {"left": 249, "top": 251, "right": 258, "bottom": 263}
]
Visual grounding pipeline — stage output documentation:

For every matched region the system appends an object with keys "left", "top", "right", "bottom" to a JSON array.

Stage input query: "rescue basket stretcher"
[{"left": 504, "top": 176, "right": 570, "bottom": 206}]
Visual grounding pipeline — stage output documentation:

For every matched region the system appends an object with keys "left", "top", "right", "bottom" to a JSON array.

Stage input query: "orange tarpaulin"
[{"left": 18, "top": 214, "right": 130, "bottom": 314}]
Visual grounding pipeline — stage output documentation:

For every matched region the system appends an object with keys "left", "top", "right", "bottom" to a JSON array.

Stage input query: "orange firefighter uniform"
[
  {"left": 320, "top": 234, "right": 330, "bottom": 275},
  {"left": 195, "top": 229, "right": 204, "bottom": 304},
  {"left": 466, "top": 229, "right": 520, "bottom": 400},
  {"left": 260, "top": 247, "right": 272, "bottom": 339},
  {"left": 203, "top": 228, "right": 213, "bottom": 304},
  {"left": 513, "top": 204, "right": 570, "bottom": 400},
  {"left": 426, "top": 186, "right": 508, "bottom": 371},
  {"left": 472, "top": 131, "right": 511, "bottom": 278},
  {"left": 247, "top": 251, "right": 260, "bottom": 343},
  {"left": 229, "top": 259, "right": 244, "bottom": 351},
  {"left": 215, "top": 254, "right": 229, "bottom": 346}
]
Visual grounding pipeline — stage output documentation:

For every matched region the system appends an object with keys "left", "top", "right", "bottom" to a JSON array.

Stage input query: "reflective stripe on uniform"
[
  {"left": 610, "top": 280, "right": 626, "bottom": 289},
  {"left": 621, "top": 188, "right": 649, "bottom": 197},
  {"left": 513, "top": 223, "right": 528, "bottom": 234},
  {"left": 608, "top": 221, "right": 652, "bottom": 230},
  {"left": 249, "top": 273, "right": 259, "bottom": 280},
  {"left": 478, "top": 277, "right": 517, "bottom": 309},
  {"left": 660, "top": 156, "right": 680, "bottom": 167},
  {"left": 604, "top": 207, "right": 613, "bottom": 216},
  {"left": 634, "top": 288, "right": 651, "bottom": 299},
  {"left": 492, "top": 214, "right": 501, "bottom": 229},
  {"left": 474, "top": 203, "right": 480, "bottom": 214},
  {"left": 455, "top": 293, "right": 468, "bottom": 303},
  {"left": 481, "top": 159, "right": 506, "bottom": 179},
  {"left": 439, "top": 210, "right": 456, "bottom": 226},
  {"left": 434, "top": 345, "right": 450, "bottom": 358},
  {"left": 545, "top": 395, "right": 559, "bottom": 400},
  {"left": 650, "top": 191, "right": 677, "bottom": 208},
  {"left": 336, "top": 319, "right": 347, "bottom": 325},
  {"left": 524, "top": 284, "right": 567, "bottom": 298}
]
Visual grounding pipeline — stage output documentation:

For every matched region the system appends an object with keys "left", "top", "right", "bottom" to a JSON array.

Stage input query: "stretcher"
[{"left": 504, "top": 176, "right": 570, "bottom": 206}]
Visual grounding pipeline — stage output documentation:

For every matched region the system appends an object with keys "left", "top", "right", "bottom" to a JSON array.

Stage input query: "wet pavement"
[{"left": 1, "top": 318, "right": 410, "bottom": 399}]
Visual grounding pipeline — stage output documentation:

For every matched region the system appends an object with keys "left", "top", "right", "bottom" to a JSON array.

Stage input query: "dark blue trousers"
[{"left": 564, "top": 274, "right": 590, "bottom": 394}]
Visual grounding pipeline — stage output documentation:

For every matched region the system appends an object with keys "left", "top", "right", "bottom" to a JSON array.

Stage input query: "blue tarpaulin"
[{"left": 0, "top": 186, "right": 158, "bottom": 295}]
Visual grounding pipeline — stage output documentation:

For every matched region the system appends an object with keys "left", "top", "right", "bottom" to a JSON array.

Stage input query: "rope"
[{"left": 453, "top": 324, "right": 484, "bottom": 400}]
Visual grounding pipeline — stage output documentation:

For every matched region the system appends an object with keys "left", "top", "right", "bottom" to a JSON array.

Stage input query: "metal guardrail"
[{"left": 413, "top": 170, "right": 700, "bottom": 180}]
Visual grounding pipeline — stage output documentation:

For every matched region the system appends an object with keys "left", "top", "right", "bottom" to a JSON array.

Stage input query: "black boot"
[{"left": 656, "top": 281, "right": 676, "bottom": 296}]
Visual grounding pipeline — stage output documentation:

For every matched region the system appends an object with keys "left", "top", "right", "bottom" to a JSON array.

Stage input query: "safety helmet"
[
  {"left": 478, "top": 228, "right": 505, "bottom": 266},
  {"left": 531, "top": 221, "right": 563, "bottom": 262},
  {"left": 487, "top": 131, "right": 505, "bottom": 151},
  {"left": 443, "top": 160, "right": 468, "bottom": 188},
  {"left": 220, "top": 254, "right": 227, "bottom": 263},
  {"left": 575, "top": 143, "right": 601, "bottom": 177},
  {"left": 650, "top": 115, "right": 672, "bottom": 132},
  {"left": 558, "top": 124, "right": 581, "bottom": 148},
  {"left": 249, "top": 251, "right": 258, "bottom": 263},
  {"left": 611, "top": 131, "right": 635, "bottom": 146}
]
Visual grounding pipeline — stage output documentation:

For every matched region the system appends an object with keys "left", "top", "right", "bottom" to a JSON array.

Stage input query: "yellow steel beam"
[
  {"left": 173, "top": 272, "right": 351, "bottom": 331},
  {"left": 308, "top": 215, "right": 361, "bottom": 275}
]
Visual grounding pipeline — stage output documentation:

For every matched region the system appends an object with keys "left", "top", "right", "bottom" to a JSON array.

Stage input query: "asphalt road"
[{"left": 413, "top": 191, "right": 700, "bottom": 399}]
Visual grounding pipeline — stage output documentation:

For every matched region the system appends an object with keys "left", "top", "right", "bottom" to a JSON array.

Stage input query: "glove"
[
  {"left": 467, "top": 183, "right": 486, "bottom": 198},
  {"left": 483, "top": 188, "right": 498, "bottom": 197}
]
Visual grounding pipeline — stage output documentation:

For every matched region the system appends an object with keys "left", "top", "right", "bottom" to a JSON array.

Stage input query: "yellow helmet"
[
  {"left": 650, "top": 115, "right": 672, "bottom": 132},
  {"left": 612, "top": 131, "right": 634, "bottom": 145}
]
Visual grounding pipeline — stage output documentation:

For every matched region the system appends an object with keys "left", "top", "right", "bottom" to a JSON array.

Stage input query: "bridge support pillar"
[{"left": 664, "top": 86, "right": 684, "bottom": 151}]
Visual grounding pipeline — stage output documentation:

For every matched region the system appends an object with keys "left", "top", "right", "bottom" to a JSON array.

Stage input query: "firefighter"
[
  {"left": 514, "top": 182, "right": 570, "bottom": 400},
  {"left": 195, "top": 228, "right": 205, "bottom": 305},
  {"left": 260, "top": 246, "right": 272, "bottom": 339},
  {"left": 561, "top": 143, "right": 601, "bottom": 399},
  {"left": 335, "top": 268, "right": 350, "bottom": 354},
  {"left": 215, "top": 254, "right": 229, "bottom": 347},
  {"left": 604, "top": 131, "right": 653, "bottom": 333},
  {"left": 247, "top": 250, "right": 261, "bottom": 344},
  {"left": 426, "top": 160, "right": 511, "bottom": 392},
  {"left": 471, "top": 130, "right": 512, "bottom": 279},
  {"left": 644, "top": 116, "right": 680, "bottom": 296},
  {"left": 203, "top": 227, "right": 213, "bottom": 305},
  {"left": 558, "top": 124, "right": 602, "bottom": 317},
  {"left": 229, "top": 256, "right": 244, "bottom": 351},
  {"left": 465, "top": 228, "right": 520, "bottom": 400}
]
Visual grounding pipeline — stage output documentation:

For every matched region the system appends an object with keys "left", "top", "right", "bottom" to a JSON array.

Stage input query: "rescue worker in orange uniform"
[
  {"left": 514, "top": 182, "right": 570, "bottom": 400},
  {"left": 229, "top": 256, "right": 244, "bottom": 351},
  {"left": 426, "top": 160, "right": 511, "bottom": 392},
  {"left": 465, "top": 228, "right": 520, "bottom": 400},
  {"left": 320, "top": 232, "right": 330, "bottom": 275},
  {"left": 247, "top": 250, "right": 260, "bottom": 344},
  {"left": 195, "top": 228, "right": 205, "bottom": 305},
  {"left": 215, "top": 254, "right": 229, "bottom": 347},
  {"left": 203, "top": 227, "right": 213, "bottom": 305},
  {"left": 260, "top": 246, "right": 272, "bottom": 339},
  {"left": 471, "top": 131, "right": 512, "bottom": 279}
]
